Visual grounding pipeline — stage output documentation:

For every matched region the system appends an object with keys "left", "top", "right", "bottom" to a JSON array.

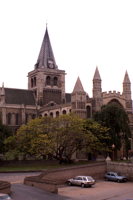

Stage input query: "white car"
[
  {"left": 67, "top": 175, "right": 96, "bottom": 188},
  {"left": 0, "top": 193, "right": 12, "bottom": 200}
]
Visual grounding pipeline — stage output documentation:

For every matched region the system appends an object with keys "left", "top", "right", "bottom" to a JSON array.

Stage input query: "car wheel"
[
  {"left": 123, "top": 178, "right": 127, "bottom": 182},
  {"left": 81, "top": 183, "right": 85, "bottom": 188},
  {"left": 68, "top": 181, "right": 72, "bottom": 186}
]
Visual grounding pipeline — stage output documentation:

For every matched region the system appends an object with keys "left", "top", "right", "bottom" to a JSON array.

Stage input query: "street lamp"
[{"left": 112, "top": 144, "right": 115, "bottom": 161}]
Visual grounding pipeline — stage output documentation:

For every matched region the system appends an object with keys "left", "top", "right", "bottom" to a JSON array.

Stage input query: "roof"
[
  {"left": 4, "top": 88, "right": 36, "bottom": 105},
  {"left": 93, "top": 67, "right": 101, "bottom": 80},
  {"left": 73, "top": 77, "right": 85, "bottom": 93},
  {"left": 123, "top": 71, "right": 130, "bottom": 83},
  {"left": 35, "top": 27, "right": 57, "bottom": 69}
]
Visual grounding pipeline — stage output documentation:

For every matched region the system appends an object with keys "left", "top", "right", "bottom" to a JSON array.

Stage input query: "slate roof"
[
  {"left": 5, "top": 88, "right": 36, "bottom": 105},
  {"left": 73, "top": 77, "right": 85, "bottom": 93},
  {"left": 93, "top": 67, "right": 101, "bottom": 80},
  {"left": 35, "top": 27, "right": 57, "bottom": 69},
  {"left": 123, "top": 71, "right": 130, "bottom": 83}
]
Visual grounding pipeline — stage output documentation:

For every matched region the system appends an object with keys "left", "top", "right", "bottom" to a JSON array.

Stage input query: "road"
[
  {"left": 11, "top": 184, "right": 71, "bottom": 200},
  {"left": 59, "top": 180, "right": 133, "bottom": 200},
  {"left": 0, "top": 172, "right": 133, "bottom": 200},
  {"left": 0, "top": 172, "right": 72, "bottom": 200},
  {"left": 0, "top": 172, "right": 40, "bottom": 184}
]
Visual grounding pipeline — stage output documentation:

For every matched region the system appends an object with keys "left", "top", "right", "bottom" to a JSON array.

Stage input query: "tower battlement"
[{"left": 102, "top": 91, "right": 123, "bottom": 98}]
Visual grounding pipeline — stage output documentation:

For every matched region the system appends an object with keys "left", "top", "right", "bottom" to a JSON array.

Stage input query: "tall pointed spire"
[
  {"left": 123, "top": 70, "right": 130, "bottom": 83},
  {"left": 93, "top": 66, "right": 101, "bottom": 80},
  {"left": 35, "top": 26, "right": 57, "bottom": 69},
  {"left": 1, "top": 82, "right": 5, "bottom": 96},
  {"left": 73, "top": 77, "right": 85, "bottom": 93},
  {"left": 93, "top": 66, "right": 102, "bottom": 111},
  {"left": 123, "top": 70, "right": 131, "bottom": 101}
]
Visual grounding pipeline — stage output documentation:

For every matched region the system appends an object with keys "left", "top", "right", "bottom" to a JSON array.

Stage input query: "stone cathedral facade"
[{"left": 0, "top": 27, "right": 133, "bottom": 147}]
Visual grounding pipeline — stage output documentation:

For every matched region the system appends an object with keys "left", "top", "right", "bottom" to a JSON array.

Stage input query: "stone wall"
[
  {"left": 107, "top": 161, "right": 133, "bottom": 180},
  {"left": 0, "top": 181, "right": 11, "bottom": 194},
  {"left": 24, "top": 161, "right": 106, "bottom": 193}
]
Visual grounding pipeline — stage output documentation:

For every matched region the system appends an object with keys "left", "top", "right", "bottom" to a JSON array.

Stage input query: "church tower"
[
  {"left": 71, "top": 77, "right": 86, "bottom": 118},
  {"left": 123, "top": 71, "right": 132, "bottom": 113},
  {"left": 28, "top": 27, "right": 66, "bottom": 106},
  {"left": 92, "top": 67, "right": 102, "bottom": 112}
]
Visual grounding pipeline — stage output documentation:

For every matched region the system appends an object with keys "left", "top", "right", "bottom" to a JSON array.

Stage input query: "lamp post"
[{"left": 112, "top": 144, "right": 115, "bottom": 161}]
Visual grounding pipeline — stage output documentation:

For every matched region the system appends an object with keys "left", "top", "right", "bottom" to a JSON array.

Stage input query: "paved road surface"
[
  {"left": 0, "top": 172, "right": 41, "bottom": 184},
  {"left": 11, "top": 184, "right": 72, "bottom": 200},
  {"left": 0, "top": 172, "right": 72, "bottom": 200},
  {"left": 59, "top": 181, "right": 133, "bottom": 200},
  {"left": 1, "top": 173, "right": 133, "bottom": 200}
]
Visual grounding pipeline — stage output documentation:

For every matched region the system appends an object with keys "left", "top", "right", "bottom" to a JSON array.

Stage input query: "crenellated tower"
[
  {"left": 71, "top": 77, "right": 87, "bottom": 118},
  {"left": 92, "top": 67, "right": 102, "bottom": 112},
  {"left": 28, "top": 27, "right": 66, "bottom": 106}
]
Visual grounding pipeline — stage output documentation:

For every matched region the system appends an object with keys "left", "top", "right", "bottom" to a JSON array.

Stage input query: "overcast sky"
[{"left": 0, "top": 0, "right": 133, "bottom": 97}]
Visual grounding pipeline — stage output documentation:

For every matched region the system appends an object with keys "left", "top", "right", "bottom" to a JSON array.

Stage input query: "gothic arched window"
[
  {"left": 32, "top": 114, "right": 36, "bottom": 119},
  {"left": 16, "top": 113, "right": 19, "bottom": 125},
  {"left": 86, "top": 106, "right": 91, "bottom": 118},
  {"left": 31, "top": 78, "right": 33, "bottom": 87},
  {"left": 26, "top": 114, "right": 28, "bottom": 124},
  {"left": 7, "top": 113, "right": 12, "bottom": 125},
  {"left": 50, "top": 112, "right": 53, "bottom": 117},
  {"left": 46, "top": 76, "right": 51, "bottom": 85},
  {"left": 53, "top": 77, "right": 58, "bottom": 86},
  {"left": 56, "top": 111, "right": 59, "bottom": 117},
  {"left": 62, "top": 110, "right": 66, "bottom": 115},
  {"left": 34, "top": 77, "right": 36, "bottom": 86}
]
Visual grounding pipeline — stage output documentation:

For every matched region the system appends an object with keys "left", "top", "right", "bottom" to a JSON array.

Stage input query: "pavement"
[
  {"left": 0, "top": 172, "right": 73, "bottom": 200},
  {"left": 59, "top": 181, "right": 133, "bottom": 200},
  {"left": 11, "top": 184, "right": 72, "bottom": 200},
  {"left": 1, "top": 172, "right": 133, "bottom": 200}
]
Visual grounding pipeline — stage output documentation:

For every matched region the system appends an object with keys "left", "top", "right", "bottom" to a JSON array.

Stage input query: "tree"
[
  {"left": 4, "top": 113, "right": 111, "bottom": 162},
  {"left": 94, "top": 102, "right": 131, "bottom": 158},
  {"left": 4, "top": 117, "right": 53, "bottom": 160},
  {"left": 0, "top": 121, "right": 11, "bottom": 156},
  {"left": 83, "top": 119, "right": 110, "bottom": 156},
  {"left": 11, "top": 117, "right": 54, "bottom": 159},
  {"left": 48, "top": 114, "right": 85, "bottom": 163}
]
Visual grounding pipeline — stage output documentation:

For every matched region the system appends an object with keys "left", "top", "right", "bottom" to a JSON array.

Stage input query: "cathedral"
[{"left": 0, "top": 27, "right": 133, "bottom": 148}]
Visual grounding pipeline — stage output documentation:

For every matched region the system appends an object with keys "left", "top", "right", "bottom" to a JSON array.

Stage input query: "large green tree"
[
  {"left": 0, "top": 121, "right": 11, "bottom": 156},
  {"left": 94, "top": 102, "right": 131, "bottom": 158},
  {"left": 5, "top": 114, "right": 110, "bottom": 162},
  {"left": 5, "top": 117, "right": 54, "bottom": 160},
  {"left": 83, "top": 119, "right": 110, "bottom": 156}
]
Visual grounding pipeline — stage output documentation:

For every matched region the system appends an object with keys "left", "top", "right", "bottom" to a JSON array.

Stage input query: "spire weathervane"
[{"left": 46, "top": 21, "right": 48, "bottom": 29}]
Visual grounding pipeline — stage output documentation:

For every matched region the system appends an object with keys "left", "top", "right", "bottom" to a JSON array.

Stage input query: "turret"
[
  {"left": 92, "top": 67, "right": 102, "bottom": 112},
  {"left": 71, "top": 77, "right": 86, "bottom": 118},
  {"left": 0, "top": 83, "right": 5, "bottom": 104},
  {"left": 0, "top": 83, "right": 6, "bottom": 124},
  {"left": 123, "top": 71, "right": 132, "bottom": 112}
]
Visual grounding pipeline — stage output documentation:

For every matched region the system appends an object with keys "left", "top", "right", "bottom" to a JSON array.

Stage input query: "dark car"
[
  {"left": 67, "top": 175, "right": 96, "bottom": 188},
  {"left": 104, "top": 172, "right": 128, "bottom": 182}
]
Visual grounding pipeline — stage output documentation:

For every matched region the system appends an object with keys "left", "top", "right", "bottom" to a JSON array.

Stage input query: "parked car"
[
  {"left": 67, "top": 175, "right": 96, "bottom": 188},
  {"left": 0, "top": 193, "right": 12, "bottom": 200},
  {"left": 104, "top": 172, "right": 128, "bottom": 182}
]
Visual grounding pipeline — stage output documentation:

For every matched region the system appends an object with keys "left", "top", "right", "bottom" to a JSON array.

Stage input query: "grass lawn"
[{"left": 0, "top": 160, "right": 90, "bottom": 172}]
